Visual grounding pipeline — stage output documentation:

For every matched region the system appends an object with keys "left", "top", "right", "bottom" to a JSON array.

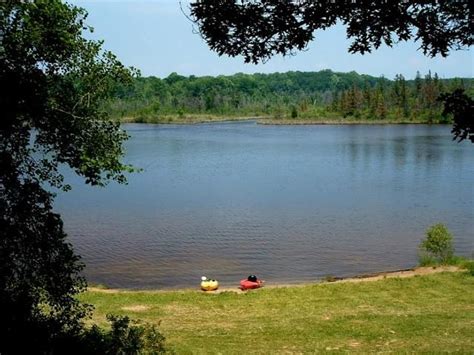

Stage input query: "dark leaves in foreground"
[
  {"left": 0, "top": 0, "right": 149, "bottom": 352},
  {"left": 439, "top": 89, "right": 474, "bottom": 143},
  {"left": 189, "top": 1, "right": 472, "bottom": 64}
]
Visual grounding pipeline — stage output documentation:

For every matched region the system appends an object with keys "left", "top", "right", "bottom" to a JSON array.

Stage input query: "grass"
[
  {"left": 79, "top": 272, "right": 474, "bottom": 353},
  {"left": 418, "top": 249, "right": 473, "bottom": 268}
]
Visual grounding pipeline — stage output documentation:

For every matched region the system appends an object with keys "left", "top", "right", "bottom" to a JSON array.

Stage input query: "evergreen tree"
[
  {"left": 422, "top": 70, "right": 439, "bottom": 122},
  {"left": 400, "top": 75, "right": 410, "bottom": 118},
  {"left": 392, "top": 74, "right": 410, "bottom": 118},
  {"left": 392, "top": 74, "right": 402, "bottom": 117},
  {"left": 375, "top": 82, "right": 387, "bottom": 119},
  {"left": 363, "top": 80, "right": 372, "bottom": 110}
]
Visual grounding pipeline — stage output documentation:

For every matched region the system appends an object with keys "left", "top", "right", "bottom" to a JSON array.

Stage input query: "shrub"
[
  {"left": 445, "top": 255, "right": 468, "bottom": 266},
  {"left": 55, "top": 315, "right": 168, "bottom": 354},
  {"left": 106, "top": 315, "right": 167, "bottom": 354},
  {"left": 463, "top": 261, "right": 474, "bottom": 276},
  {"left": 135, "top": 116, "right": 146, "bottom": 123},
  {"left": 418, "top": 253, "right": 438, "bottom": 267},
  {"left": 291, "top": 105, "right": 298, "bottom": 118},
  {"left": 273, "top": 106, "right": 284, "bottom": 119},
  {"left": 419, "top": 223, "right": 454, "bottom": 265}
]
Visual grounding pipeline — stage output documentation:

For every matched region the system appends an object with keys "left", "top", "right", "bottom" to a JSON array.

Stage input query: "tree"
[
  {"left": 399, "top": 75, "right": 410, "bottom": 118},
  {"left": 374, "top": 82, "right": 387, "bottom": 120},
  {"left": 421, "top": 71, "right": 440, "bottom": 122},
  {"left": 414, "top": 71, "right": 423, "bottom": 98},
  {"left": 439, "top": 89, "right": 474, "bottom": 143},
  {"left": 189, "top": 0, "right": 473, "bottom": 141},
  {"left": 419, "top": 224, "right": 454, "bottom": 264},
  {"left": 392, "top": 74, "right": 409, "bottom": 118},
  {"left": 363, "top": 80, "right": 372, "bottom": 111},
  {"left": 189, "top": 1, "right": 471, "bottom": 64},
  {"left": 0, "top": 1, "right": 136, "bottom": 352}
]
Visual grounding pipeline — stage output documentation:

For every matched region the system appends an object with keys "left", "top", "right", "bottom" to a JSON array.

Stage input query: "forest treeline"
[{"left": 108, "top": 70, "right": 473, "bottom": 123}]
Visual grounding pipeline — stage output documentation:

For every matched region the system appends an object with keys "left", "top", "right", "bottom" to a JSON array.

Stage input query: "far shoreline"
[{"left": 118, "top": 115, "right": 450, "bottom": 126}]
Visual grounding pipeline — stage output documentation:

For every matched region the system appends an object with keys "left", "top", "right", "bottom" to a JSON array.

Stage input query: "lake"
[{"left": 55, "top": 122, "right": 473, "bottom": 289}]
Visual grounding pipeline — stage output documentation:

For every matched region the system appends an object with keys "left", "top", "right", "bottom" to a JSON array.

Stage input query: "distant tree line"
[
  {"left": 331, "top": 71, "right": 470, "bottom": 122},
  {"left": 107, "top": 70, "right": 472, "bottom": 122}
]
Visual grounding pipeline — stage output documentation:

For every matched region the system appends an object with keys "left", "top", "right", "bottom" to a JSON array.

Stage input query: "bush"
[
  {"left": 103, "top": 315, "right": 167, "bottom": 354},
  {"left": 463, "top": 261, "right": 474, "bottom": 276},
  {"left": 290, "top": 105, "right": 298, "bottom": 118},
  {"left": 445, "top": 255, "right": 468, "bottom": 266},
  {"left": 418, "top": 224, "right": 454, "bottom": 265},
  {"left": 54, "top": 315, "right": 168, "bottom": 354},
  {"left": 134, "top": 116, "right": 146, "bottom": 123},
  {"left": 418, "top": 253, "right": 438, "bottom": 267}
]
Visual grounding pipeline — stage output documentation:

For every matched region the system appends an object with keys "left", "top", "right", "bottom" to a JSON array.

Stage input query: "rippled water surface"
[{"left": 55, "top": 123, "right": 473, "bottom": 289}]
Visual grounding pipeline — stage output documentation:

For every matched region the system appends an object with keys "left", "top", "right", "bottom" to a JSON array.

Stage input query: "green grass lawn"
[{"left": 80, "top": 272, "right": 474, "bottom": 353}]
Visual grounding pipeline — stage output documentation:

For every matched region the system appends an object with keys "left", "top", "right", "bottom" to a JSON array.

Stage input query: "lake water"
[{"left": 55, "top": 122, "right": 473, "bottom": 289}]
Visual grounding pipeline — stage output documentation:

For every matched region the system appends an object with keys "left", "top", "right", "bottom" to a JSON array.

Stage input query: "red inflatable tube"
[{"left": 239, "top": 279, "right": 264, "bottom": 290}]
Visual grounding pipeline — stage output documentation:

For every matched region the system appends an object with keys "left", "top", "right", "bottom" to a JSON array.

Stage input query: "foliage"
[
  {"left": 108, "top": 70, "right": 473, "bottom": 124},
  {"left": 109, "top": 315, "right": 167, "bottom": 354},
  {"left": 418, "top": 253, "right": 438, "bottom": 267},
  {"left": 0, "top": 179, "right": 90, "bottom": 353},
  {"left": 419, "top": 224, "right": 454, "bottom": 265},
  {"left": 418, "top": 251, "right": 439, "bottom": 266},
  {"left": 52, "top": 315, "right": 168, "bottom": 354},
  {"left": 290, "top": 105, "right": 298, "bottom": 118},
  {"left": 464, "top": 261, "right": 474, "bottom": 276},
  {"left": 439, "top": 89, "right": 474, "bottom": 142},
  {"left": 189, "top": 1, "right": 471, "bottom": 64},
  {"left": 91, "top": 315, "right": 166, "bottom": 354},
  {"left": 0, "top": 0, "right": 137, "bottom": 352}
]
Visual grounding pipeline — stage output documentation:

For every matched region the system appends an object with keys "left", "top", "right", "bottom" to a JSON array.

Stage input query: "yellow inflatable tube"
[{"left": 200, "top": 276, "right": 219, "bottom": 291}]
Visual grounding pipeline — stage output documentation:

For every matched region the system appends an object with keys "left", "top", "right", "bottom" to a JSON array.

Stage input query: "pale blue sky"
[{"left": 74, "top": 1, "right": 473, "bottom": 79}]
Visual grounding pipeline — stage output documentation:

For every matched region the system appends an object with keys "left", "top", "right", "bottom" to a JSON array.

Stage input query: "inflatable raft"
[
  {"left": 201, "top": 276, "right": 219, "bottom": 291},
  {"left": 240, "top": 275, "right": 264, "bottom": 290}
]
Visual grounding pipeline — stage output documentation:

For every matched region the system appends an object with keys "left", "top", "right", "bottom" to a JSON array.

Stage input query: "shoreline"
[
  {"left": 257, "top": 119, "right": 442, "bottom": 125},
  {"left": 119, "top": 115, "right": 448, "bottom": 126},
  {"left": 87, "top": 265, "right": 461, "bottom": 294}
]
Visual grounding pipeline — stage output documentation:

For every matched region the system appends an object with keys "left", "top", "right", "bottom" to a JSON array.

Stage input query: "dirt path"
[{"left": 87, "top": 266, "right": 461, "bottom": 294}]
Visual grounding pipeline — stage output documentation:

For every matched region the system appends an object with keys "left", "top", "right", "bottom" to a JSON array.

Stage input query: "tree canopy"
[
  {"left": 189, "top": 1, "right": 472, "bottom": 64},
  {"left": 108, "top": 70, "right": 471, "bottom": 124},
  {"left": 0, "top": 1, "right": 136, "bottom": 351}
]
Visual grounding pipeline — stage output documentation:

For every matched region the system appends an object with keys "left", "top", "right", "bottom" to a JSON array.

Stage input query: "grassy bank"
[
  {"left": 120, "top": 114, "right": 442, "bottom": 126},
  {"left": 80, "top": 271, "right": 473, "bottom": 353}
]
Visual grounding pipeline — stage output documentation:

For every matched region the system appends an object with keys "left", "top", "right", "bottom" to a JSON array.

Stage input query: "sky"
[{"left": 73, "top": 1, "right": 473, "bottom": 80}]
